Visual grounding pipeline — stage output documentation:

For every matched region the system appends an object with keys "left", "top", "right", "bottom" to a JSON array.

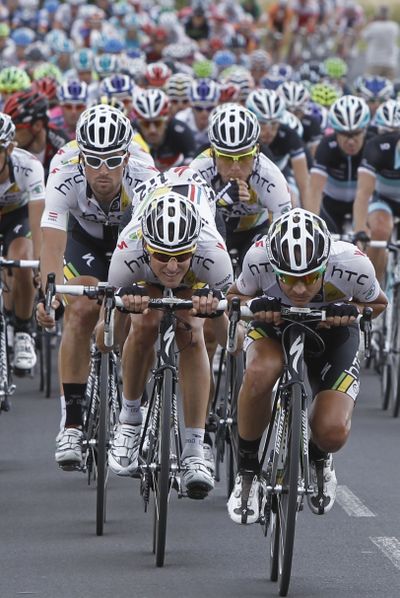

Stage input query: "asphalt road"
[{"left": 0, "top": 357, "right": 399, "bottom": 598}]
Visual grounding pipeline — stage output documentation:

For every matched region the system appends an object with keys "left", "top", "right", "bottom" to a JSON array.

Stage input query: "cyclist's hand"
[
  {"left": 325, "top": 302, "right": 359, "bottom": 327},
  {"left": 116, "top": 284, "right": 150, "bottom": 314},
  {"left": 36, "top": 297, "right": 63, "bottom": 328},
  {"left": 249, "top": 296, "right": 282, "bottom": 324},
  {"left": 352, "top": 230, "right": 370, "bottom": 251},
  {"left": 233, "top": 179, "right": 251, "bottom": 203},
  {"left": 33, "top": 268, "right": 41, "bottom": 289},
  {"left": 191, "top": 288, "right": 224, "bottom": 317}
]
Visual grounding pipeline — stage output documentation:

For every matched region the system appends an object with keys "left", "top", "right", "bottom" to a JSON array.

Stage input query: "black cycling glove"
[
  {"left": 353, "top": 230, "right": 370, "bottom": 244},
  {"left": 250, "top": 296, "right": 281, "bottom": 314},
  {"left": 37, "top": 298, "right": 65, "bottom": 320},
  {"left": 325, "top": 303, "right": 359, "bottom": 318}
]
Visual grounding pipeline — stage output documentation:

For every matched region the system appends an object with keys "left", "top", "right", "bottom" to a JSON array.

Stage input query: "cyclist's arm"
[
  {"left": 290, "top": 154, "right": 310, "bottom": 207},
  {"left": 226, "top": 282, "right": 258, "bottom": 304},
  {"left": 353, "top": 169, "right": 376, "bottom": 233},
  {"left": 350, "top": 289, "right": 388, "bottom": 318},
  {"left": 28, "top": 200, "right": 45, "bottom": 261},
  {"left": 40, "top": 227, "right": 67, "bottom": 293},
  {"left": 305, "top": 170, "right": 327, "bottom": 214}
]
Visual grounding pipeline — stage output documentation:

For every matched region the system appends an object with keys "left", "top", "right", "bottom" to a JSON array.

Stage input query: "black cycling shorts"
[
  {"left": 321, "top": 195, "right": 353, "bottom": 234},
  {"left": 63, "top": 225, "right": 113, "bottom": 283},
  {"left": 244, "top": 321, "right": 361, "bottom": 401},
  {"left": 0, "top": 205, "right": 31, "bottom": 253}
]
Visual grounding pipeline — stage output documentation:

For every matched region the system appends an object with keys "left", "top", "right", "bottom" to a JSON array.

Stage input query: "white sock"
[
  {"left": 182, "top": 427, "right": 205, "bottom": 459},
  {"left": 119, "top": 395, "right": 142, "bottom": 425},
  {"left": 59, "top": 395, "right": 66, "bottom": 431}
]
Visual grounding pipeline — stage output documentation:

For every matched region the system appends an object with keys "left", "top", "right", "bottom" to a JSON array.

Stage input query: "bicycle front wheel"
[
  {"left": 275, "top": 385, "right": 301, "bottom": 597},
  {"left": 96, "top": 353, "right": 110, "bottom": 536},
  {"left": 225, "top": 352, "right": 243, "bottom": 497},
  {"left": 153, "top": 368, "right": 172, "bottom": 567}
]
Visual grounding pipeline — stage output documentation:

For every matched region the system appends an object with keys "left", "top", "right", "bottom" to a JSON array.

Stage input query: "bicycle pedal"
[
  {"left": 0, "top": 397, "right": 11, "bottom": 412},
  {"left": 58, "top": 462, "right": 84, "bottom": 472}
]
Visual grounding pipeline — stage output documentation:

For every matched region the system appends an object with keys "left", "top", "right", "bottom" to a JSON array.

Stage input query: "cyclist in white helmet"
[
  {"left": 0, "top": 112, "right": 45, "bottom": 373},
  {"left": 226, "top": 208, "right": 387, "bottom": 523},
  {"left": 246, "top": 88, "right": 310, "bottom": 208},
  {"left": 36, "top": 104, "right": 158, "bottom": 470},
  {"left": 353, "top": 99, "right": 400, "bottom": 283},
  {"left": 104, "top": 187, "right": 233, "bottom": 497},
  {"left": 176, "top": 78, "right": 220, "bottom": 152},
  {"left": 306, "top": 95, "right": 371, "bottom": 233}
]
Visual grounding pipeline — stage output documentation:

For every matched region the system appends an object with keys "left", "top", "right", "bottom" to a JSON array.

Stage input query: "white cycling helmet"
[
  {"left": 0, "top": 112, "right": 15, "bottom": 146},
  {"left": 280, "top": 110, "right": 304, "bottom": 138},
  {"left": 329, "top": 95, "right": 370, "bottom": 132},
  {"left": 133, "top": 88, "right": 170, "bottom": 119},
  {"left": 208, "top": 104, "right": 260, "bottom": 153},
  {"left": 374, "top": 99, "right": 400, "bottom": 130},
  {"left": 142, "top": 192, "right": 202, "bottom": 253},
  {"left": 266, "top": 208, "right": 331, "bottom": 276},
  {"left": 76, "top": 104, "right": 132, "bottom": 154},
  {"left": 246, "top": 89, "right": 286, "bottom": 122},
  {"left": 165, "top": 73, "right": 193, "bottom": 100},
  {"left": 278, "top": 81, "right": 310, "bottom": 111}
]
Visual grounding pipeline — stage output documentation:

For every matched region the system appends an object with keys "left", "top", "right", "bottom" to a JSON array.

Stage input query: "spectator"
[{"left": 361, "top": 5, "right": 399, "bottom": 80}]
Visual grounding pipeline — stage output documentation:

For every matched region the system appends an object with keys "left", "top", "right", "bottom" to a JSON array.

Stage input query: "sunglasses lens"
[
  {"left": 85, "top": 156, "right": 101, "bottom": 168},
  {"left": 150, "top": 250, "right": 193, "bottom": 263},
  {"left": 277, "top": 269, "right": 324, "bottom": 285},
  {"left": 106, "top": 156, "right": 123, "bottom": 168}
]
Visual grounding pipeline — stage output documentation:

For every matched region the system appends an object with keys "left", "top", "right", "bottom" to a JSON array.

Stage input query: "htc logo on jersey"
[{"left": 331, "top": 265, "right": 368, "bottom": 285}]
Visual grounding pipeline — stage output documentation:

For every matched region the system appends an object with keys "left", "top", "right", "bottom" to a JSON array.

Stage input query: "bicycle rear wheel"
[
  {"left": 274, "top": 385, "right": 301, "bottom": 597},
  {"left": 153, "top": 368, "right": 172, "bottom": 567},
  {"left": 96, "top": 353, "right": 109, "bottom": 536}
]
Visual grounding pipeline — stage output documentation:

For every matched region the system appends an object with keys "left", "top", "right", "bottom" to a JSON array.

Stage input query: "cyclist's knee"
[
  {"left": 311, "top": 418, "right": 350, "bottom": 453},
  {"left": 368, "top": 212, "right": 392, "bottom": 240},
  {"left": 64, "top": 297, "right": 99, "bottom": 331}
]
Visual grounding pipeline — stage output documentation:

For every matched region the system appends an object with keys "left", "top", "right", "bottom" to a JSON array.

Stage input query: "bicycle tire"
[
  {"left": 225, "top": 352, "right": 243, "bottom": 497},
  {"left": 277, "top": 384, "right": 301, "bottom": 597},
  {"left": 270, "top": 503, "right": 280, "bottom": 582},
  {"left": 44, "top": 332, "right": 53, "bottom": 398},
  {"left": 96, "top": 353, "right": 109, "bottom": 536},
  {"left": 154, "top": 367, "right": 172, "bottom": 567}
]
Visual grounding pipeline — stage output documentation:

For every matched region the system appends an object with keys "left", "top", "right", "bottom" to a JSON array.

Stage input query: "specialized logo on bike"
[
  {"left": 163, "top": 324, "right": 175, "bottom": 359},
  {"left": 289, "top": 335, "right": 303, "bottom": 374}
]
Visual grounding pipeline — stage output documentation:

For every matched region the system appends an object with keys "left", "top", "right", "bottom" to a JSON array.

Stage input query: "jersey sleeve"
[
  {"left": 235, "top": 242, "right": 265, "bottom": 296},
  {"left": 26, "top": 158, "right": 46, "bottom": 202},
  {"left": 310, "top": 137, "right": 330, "bottom": 176},
  {"left": 40, "top": 170, "right": 76, "bottom": 231},
  {"left": 351, "top": 251, "right": 382, "bottom": 303},
  {"left": 358, "top": 138, "right": 379, "bottom": 177},
  {"left": 255, "top": 155, "right": 292, "bottom": 219},
  {"left": 193, "top": 235, "right": 233, "bottom": 292},
  {"left": 107, "top": 223, "right": 148, "bottom": 287}
]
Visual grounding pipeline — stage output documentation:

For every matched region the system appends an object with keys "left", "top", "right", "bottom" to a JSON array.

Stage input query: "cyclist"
[
  {"left": 3, "top": 90, "right": 69, "bottom": 179},
  {"left": 226, "top": 208, "right": 387, "bottom": 523},
  {"left": 132, "top": 88, "right": 197, "bottom": 171},
  {"left": 105, "top": 189, "right": 233, "bottom": 498},
  {"left": 0, "top": 66, "right": 31, "bottom": 107},
  {"left": 52, "top": 80, "right": 88, "bottom": 140},
  {"left": 246, "top": 89, "right": 310, "bottom": 208},
  {"left": 278, "top": 80, "right": 322, "bottom": 156},
  {"left": 353, "top": 74, "right": 394, "bottom": 120},
  {"left": 165, "top": 72, "right": 193, "bottom": 117},
  {"left": 190, "top": 103, "right": 292, "bottom": 258},
  {"left": 36, "top": 105, "right": 157, "bottom": 469},
  {"left": 175, "top": 78, "right": 220, "bottom": 153},
  {"left": 353, "top": 99, "right": 400, "bottom": 284},
  {"left": 0, "top": 112, "right": 45, "bottom": 372},
  {"left": 306, "top": 95, "right": 371, "bottom": 232}
]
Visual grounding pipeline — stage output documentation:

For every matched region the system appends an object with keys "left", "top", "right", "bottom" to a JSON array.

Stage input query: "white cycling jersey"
[
  {"left": 190, "top": 149, "right": 292, "bottom": 233},
  {"left": 237, "top": 239, "right": 381, "bottom": 306},
  {"left": 41, "top": 144, "right": 158, "bottom": 239},
  {"left": 0, "top": 148, "right": 45, "bottom": 213},
  {"left": 131, "top": 166, "right": 217, "bottom": 224},
  {"left": 108, "top": 186, "right": 233, "bottom": 292}
]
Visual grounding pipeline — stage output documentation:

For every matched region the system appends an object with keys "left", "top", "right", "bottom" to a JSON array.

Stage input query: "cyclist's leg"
[
  {"left": 306, "top": 324, "right": 360, "bottom": 513},
  {"left": 228, "top": 326, "right": 283, "bottom": 524},
  {"left": 56, "top": 234, "right": 109, "bottom": 467},
  {"left": 1, "top": 207, "right": 37, "bottom": 370},
  {"left": 367, "top": 199, "right": 393, "bottom": 285},
  {"left": 109, "top": 286, "right": 162, "bottom": 476}
]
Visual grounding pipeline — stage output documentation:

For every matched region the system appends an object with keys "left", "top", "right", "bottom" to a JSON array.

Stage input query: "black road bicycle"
[{"left": 46, "top": 277, "right": 121, "bottom": 536}]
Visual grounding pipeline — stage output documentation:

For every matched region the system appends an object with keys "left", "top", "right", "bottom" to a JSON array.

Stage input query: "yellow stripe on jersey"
[
  {"left": 336, "top": 374, "right": 355, "bottom": 394},
  {"left": 132, "top": 132, "right": 150, "bottom": 154}
]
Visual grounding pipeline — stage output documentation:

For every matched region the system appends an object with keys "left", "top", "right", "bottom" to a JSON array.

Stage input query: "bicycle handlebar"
[{"left": 0, "top": 258, "right": 39, "bottom": 268}]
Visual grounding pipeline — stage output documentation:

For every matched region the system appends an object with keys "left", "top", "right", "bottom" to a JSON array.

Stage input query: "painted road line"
[
  {"left": 370, "top": 537, "right": 400, "bottom": 570},
  {"left": 336, "top": 485, "right": 375, "bottom": 517}
]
